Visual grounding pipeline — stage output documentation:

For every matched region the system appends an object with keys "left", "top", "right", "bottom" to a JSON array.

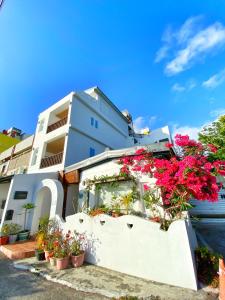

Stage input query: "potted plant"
[
  {"left": 70, "top": 231, "right": 86, "bottom": 268},
  {"left": 44, "top": 235, "right": 55, "bottom": 262},
  {"left": 54, "top": 237, "right": 70, "bottom": 270},
  {"left": 52, "top": 230, "right": 70, "bottom": 270},
  {"left": 18, "top": 203, "right": 35, "bottom": 241},
  {"left": 8, "top": 223, "right": 21, "bottom": 244},
  {"left": 0, "top": 224, "right": 9, "bottom": 245},
  {"left": 34, "top": 217, "right": 49, "bottom": 261}
]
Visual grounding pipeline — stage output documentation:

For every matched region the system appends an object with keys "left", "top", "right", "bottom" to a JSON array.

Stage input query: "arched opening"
[
  {"left": 31, "top": 187, "right": 52, "bottom": 233},
  {"left": 30, "top": 178, "right": 64, "bottom": 234}
]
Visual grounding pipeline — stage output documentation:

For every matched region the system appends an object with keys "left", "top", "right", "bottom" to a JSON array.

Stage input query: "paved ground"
[
  {"left": 12, "top": 256, "right": 217, "bottom": 300},
  {"left": 0, "top": 252, "right": 108, "bottom": 300}
]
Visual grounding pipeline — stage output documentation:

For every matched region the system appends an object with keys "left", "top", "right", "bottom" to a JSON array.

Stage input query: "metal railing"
[
  {"left": 47, "top": 116, "right": 68, "bottom": 133},
  {"left": 40, "top": 152, "right": 63, "bottom": 169}
]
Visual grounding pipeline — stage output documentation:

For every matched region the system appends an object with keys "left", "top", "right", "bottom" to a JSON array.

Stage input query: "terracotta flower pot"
[
  {"left": 71, "top": 252, "right": 85, "bottom": 268},
  {"left": 49, "top": 257, "right": 56, "bottom": 267},
  {"left": 44, "top": 250, "right": 53, "bottom": 262},
  {"left": 0, "top": 236, "right": 9, "bottom": 245},
  {"left": 56, "top": 256, "right": 69, "bottom": 270}
]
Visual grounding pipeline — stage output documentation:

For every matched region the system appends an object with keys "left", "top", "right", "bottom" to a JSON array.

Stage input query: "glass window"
[
  {"left": 14, "top": 191, "right": 28, "bottom": 200},
  {"left": 91, "top": 117, "right": 94, "bottom": 126},
  {"left": 5, "top": 210, "right": 14, "bottom": 221},
  {"left": 95, "top": 120, "right": 98, "bottom": 128},
  {"left": 89, "top": 147, "right": 95, "bottom": 157},
  {"left": 31, "top": 148, "right": 38, "bottom": 166}
]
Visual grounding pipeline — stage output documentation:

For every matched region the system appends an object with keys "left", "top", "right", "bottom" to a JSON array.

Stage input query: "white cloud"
[
  {"left": 171, "top": 83, "right": 186, "bottom": 92},
  {"left": 166, "top": 23, "right": 225, "bottom": 75},
  {"left": 172, "top": 124, "right": 201, "bottom": 140},
  {"left": 177, "top": 16, "right": 203, "bottom": 44},
  {"left": 171, "top": 79, "right": 197, "bottom": 92},
  {"left": 155, "top": 16, "right": 225, "bottom": 76},
  {"left": 155, "top": 46, "right": 170, "bottom": 63},
  {"left": 202, "top": 69, "right": 225, "bottom": 88},
  {"left": 133, "top": 115, "right": 157, "bottom": 133},
  {"left": 210, "top": 108, "right": 225, "bottom": 118}
]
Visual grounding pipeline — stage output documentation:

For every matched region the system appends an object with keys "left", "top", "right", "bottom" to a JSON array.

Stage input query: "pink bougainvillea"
[{"left": 119, "top": 134, "right": 225, "bottom": 207}]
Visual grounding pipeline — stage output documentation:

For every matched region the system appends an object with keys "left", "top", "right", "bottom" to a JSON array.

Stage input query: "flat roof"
[{"left": 65, "top": 142, "right": 171, "bottom": 173}]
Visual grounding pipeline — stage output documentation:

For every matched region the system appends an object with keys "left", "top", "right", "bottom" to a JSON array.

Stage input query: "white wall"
[
  {"left": 65, "top": 130, "right": 106, "bottom": 166},
  {"left": 70, "top": 93, "right": 128, "bottom": 150},
  {"left": 78, "top": 159, "right": 156, "bottom": 211},
  {"left": 0, "top": 183, "right": 10, "bottom": 221},
  {"left": 0, "top": 172, "right": 58, "bottom": 230},
  {"left": 135, "top": 126, "right": 172, "bottom": 145},
  {"left": 58, "top": 213, "right": 198, "bottom": 290}
]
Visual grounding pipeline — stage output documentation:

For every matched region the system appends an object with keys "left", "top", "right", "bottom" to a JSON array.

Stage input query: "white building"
[
  {"left": 28, "top": 87, "right": 131, "bottom": 173},
  {"left": 0, "top": 86, "right": 172, "bottom": 231}
]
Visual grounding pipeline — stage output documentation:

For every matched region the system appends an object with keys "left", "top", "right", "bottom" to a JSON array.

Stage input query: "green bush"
[{"left": 195, "top": 246, "right": 222, "bottom": 288}]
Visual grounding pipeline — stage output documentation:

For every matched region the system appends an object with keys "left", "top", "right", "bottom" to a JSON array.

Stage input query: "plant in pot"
[
  {"left": 34, "top": 217, "right": 49, "bottom": 261},
  {"left": 44, "top": 235, "right": 55, "bottom": 262},
  {"left": 70, "top": 231, "right": 86, "bottom": 268},
  {"left": 53, "top": 234, "right": 70, "bottom": 270},
  {"left": 8, "top": 223, "right": 22, "bottom": 244},
  {"left": 0, "top": 224, "right": 9, "bottom": 245},
  {"left": 18, "top": 203, "right": 35, "bottom": 241}
]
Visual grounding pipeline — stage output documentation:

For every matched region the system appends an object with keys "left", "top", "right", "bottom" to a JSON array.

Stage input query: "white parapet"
[{"left": 57, "top": 213, "right": 198, "bottom": 290}]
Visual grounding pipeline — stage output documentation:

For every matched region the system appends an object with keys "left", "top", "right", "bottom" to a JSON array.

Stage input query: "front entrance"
[
  {"left": 31, "top": 179, "right": 64, "bottom": 233},
  {"left": 31, "top": 187, "right": 52, "bottom": 233}
]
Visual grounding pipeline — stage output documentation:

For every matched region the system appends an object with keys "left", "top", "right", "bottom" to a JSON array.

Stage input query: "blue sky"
[{"left": 0, "top": 0, "right": 225, "bottom": 138}]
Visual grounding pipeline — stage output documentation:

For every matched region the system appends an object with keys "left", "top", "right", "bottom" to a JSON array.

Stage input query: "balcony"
[
  {"left": 47, "top": 116, "right": 68, "bottom": 134},
  {"left": 40, "top": 152, "right": 63, "bottom": 169}
]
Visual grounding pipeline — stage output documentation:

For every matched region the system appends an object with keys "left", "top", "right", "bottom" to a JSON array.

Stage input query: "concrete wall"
[
  {"left": 78, "top": 159, "right": 156, "bottom": 211},
  {"left": 0, "top": 172, "right": 59, "bottom": 230},
  {"left": 70, "top": 93, "right": 128, "bottom": 151},
  {"left": 0, "top": 183, "right": 10, "bottom": 221},
  {"left": 64, "top": 129, "right": 106, "bottom": 166},
  {"left": 58, "top": 212, "right": 198, "bottom": 290}
]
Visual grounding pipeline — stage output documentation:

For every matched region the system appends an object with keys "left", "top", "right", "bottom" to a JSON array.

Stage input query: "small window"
[
  {"left": 159, "top": 138, "right": 169, "bottom": 142},
  {"left": 38, "top": 119, "right": 45, "bottom": 132},
  {"left": 1, "top": 200, "right": 6, "bottom": 209},
  {"left": 91, "top": 117, "right": 94, "bottom": 126},
  {"left": 95, "top": 120, "right": 98, "bottom": 128},
  {"left": 14, "top": 191, "right": 28, "bottom": 200},
  {"left": 31, "top": 148, "right": 38, "bottom": 166},
  {"left": 5, "top": 210, "right": 14, "bottom": 221},
  {"left": 89, "top": 147, "right": 95, "bottom": 157}
]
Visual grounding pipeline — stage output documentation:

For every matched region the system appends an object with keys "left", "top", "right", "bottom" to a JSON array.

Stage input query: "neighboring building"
[
  {"left": 0, "top": 135, "right": 34, "bottom": 177},
  {"left": 0, "top": 132, "right": 20, "bottom": 153}
]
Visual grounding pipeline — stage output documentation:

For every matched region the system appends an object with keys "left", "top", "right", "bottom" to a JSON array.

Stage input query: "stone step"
[{"left": 0, "top": 241, "right": 36, "bottom": 260}]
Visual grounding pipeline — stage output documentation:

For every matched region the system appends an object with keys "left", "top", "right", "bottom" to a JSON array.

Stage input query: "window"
[
  {"left": 31, "top": 148, "right": 38, "bottom": 166},
  {"left": 89, "top": 147, "right": 95, "bottom": 157},
  {"left": 14, "top": 191, "right": 28, "bottom": 200},
  {"left": 38, "top": 119, "right": 45, "bottom": 132},
  {"left": 91, "top": 117, "right": 94, "bottom": 126},
  {"left": 1, "top": 200, "right": 6, "bottom": 209},
  {"left": 5, "top": 210, "right": 14, "bottom": 221},
  {"left": 95, "top": 120, "right": 98, "bottom": 128}
]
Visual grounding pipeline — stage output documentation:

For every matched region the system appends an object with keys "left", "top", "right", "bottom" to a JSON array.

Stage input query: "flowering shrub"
[{"left": 119, "top": 134, "right": 225, "bottom": 219}]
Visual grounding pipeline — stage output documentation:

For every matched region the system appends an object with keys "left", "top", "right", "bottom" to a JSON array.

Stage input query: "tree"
[{"left": 198, "top": 115, "right": 225, "bottom": 161}]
